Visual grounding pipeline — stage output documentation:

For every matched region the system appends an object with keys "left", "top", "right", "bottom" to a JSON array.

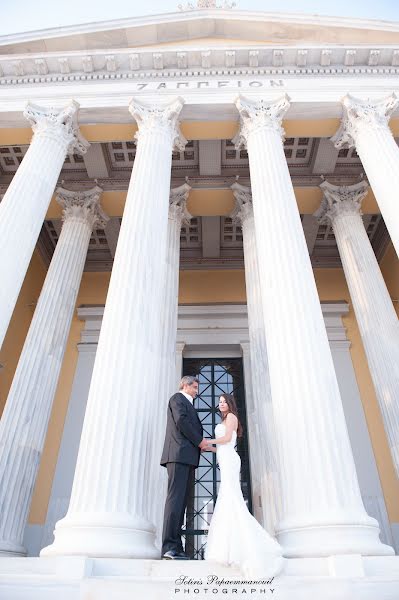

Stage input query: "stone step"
[{"left": 0, "top": 556, "right": 398, "bottom": 600}]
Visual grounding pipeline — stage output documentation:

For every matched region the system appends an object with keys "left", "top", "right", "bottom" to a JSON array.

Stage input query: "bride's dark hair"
[{"left": 219, "top": 393, "right": 243, "bottom": 437}]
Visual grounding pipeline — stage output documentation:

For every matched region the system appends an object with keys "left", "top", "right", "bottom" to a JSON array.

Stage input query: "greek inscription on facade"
[{"left": 132, "top": 79, "right": 285, "bottom": 91}]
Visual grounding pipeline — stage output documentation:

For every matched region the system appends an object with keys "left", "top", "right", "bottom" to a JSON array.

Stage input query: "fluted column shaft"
[
  {"left": 235, "top": 94, "right": 392, "bottom": 558},
  {"left": 0, "top": 187, "right": 105, "bottom": 556},
  {"left": 240, "top": 342, "right": 265, "bottom": 527},
  {"left": 149, "top": 184, "right": 191, "bottom": 548},
  {"left": 317, "top": 180, "right": 399, "bottom": 478},
  {"left": 0, "top": 102, "right": 88, "bottom": 351},
  {"left": 332, "top": 94, "right": 399, "bottom": 257},
  {"left": 232, "top": 183, "right": 281, "bottom": 535},
  {"left": 42, "top": 97, "right": 186, "bottom": 559}
]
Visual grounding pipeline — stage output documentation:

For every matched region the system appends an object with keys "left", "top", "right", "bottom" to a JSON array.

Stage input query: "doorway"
[{"left": 182, "top": 357, "right": 252, "bottom": 559}]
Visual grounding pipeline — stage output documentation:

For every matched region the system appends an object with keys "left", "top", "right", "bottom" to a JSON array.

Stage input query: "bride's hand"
[{"left": 200, "top": 439, "right": 212, "bottom": 451}]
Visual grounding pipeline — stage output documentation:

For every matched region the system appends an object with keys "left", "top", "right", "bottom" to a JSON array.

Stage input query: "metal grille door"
[{"left": 182, "top": 358, "right": 252, "bottom": 559}]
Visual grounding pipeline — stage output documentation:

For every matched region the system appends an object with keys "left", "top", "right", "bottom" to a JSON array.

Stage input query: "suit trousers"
[{"left": 162, "top": 462, "right": 195, "bottom": 555}]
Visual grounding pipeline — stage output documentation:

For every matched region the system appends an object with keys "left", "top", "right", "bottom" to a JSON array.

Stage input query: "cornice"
[{"left": 1, "top": 46, "right": 399, "bottom": 87}]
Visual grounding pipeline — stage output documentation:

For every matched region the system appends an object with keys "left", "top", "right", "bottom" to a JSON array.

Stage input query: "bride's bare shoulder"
[{"left": 226, "top": 412, "right": 238, "bottom": 425}]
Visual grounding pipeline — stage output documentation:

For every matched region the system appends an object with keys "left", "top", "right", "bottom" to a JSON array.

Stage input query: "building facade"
[{"left": 0, "top": 4, "right": 399, "bottom": 598}]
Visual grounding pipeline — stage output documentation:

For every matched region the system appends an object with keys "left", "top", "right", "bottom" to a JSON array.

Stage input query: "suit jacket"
[{"left": 160, "top": 392, "right": 203, "bottom": 468}]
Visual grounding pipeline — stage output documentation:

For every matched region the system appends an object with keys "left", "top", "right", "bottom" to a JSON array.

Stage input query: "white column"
[
  {"left": 240, "top": 341, "right": 263, "bottom": 526},
  {"left": 317, "top": 180, "right": 399, "bottom": 478},
  {"left": 332, "top": 93, "right": 399, "bottom": 258},
  {"left": 175, "top": 341, "right": 186, "bottom": 389},
  {"left": 232, "top": 182, "right": 281, "bottom": 536},
  {"left": 41, "top": 97, "right": 186, "bottom": 559},
  {"left": 0, "top": 186, "right": 106, "bottom": 556},
  {"left": 163, "top": 184, "right": 191, "bottom": 405},
  {"left": 149, "top": 183, "right": 191, "bottom": 548},
  {"left": 0, "top": 102, "right": 88, "bottom": 351},
  {"left": 234, "top": 94, "right": 393, "bottom": 557}
]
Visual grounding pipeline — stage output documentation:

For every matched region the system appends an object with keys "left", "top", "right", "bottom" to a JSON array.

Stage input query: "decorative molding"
[
  {"left": 297, "top": 50, "right": 307, "bottom": 67},
  {"left": 316, "top": 180, "right": 369, "bottom": 223},
  {"left": 230, "top": 181, "right": 253, "bottom": 225},
  {"left": 129, "top": 54, "right": 140, "bottom": 71},
  {"left": 55, "top": 185, "right": 108, "bottom": 229},
  {"left": 273, "top": 50, "right": 284, "bottom": 67},
  {"left": 23, "top": 101, "right": 89, "bottom": 155},
  {"left": 153, "top": 53, "right": 163, "bottom": 70},
  {"left": 234, "top": 94, "right": 290, "bottom": 149},
  {"left": 1, "top": 46, "right": 399, "bottom": 86},
  {"left": 105, "top": 55, "right": 117, "bottom": 72},
  {"left": 82, "top": 57, "right": 93, "bottom": 73},
  {"left": 169, "top": 182, "right": 192, "bottom": 225},
  {"left": 58, "top": 58, "right": 70, "bottom": 74},
  {"left": 332, "top": 93, "right": 398, "bottom": 148},
  {"left": 320, "top": 50, "right": 331, "bottom": 66},
  {"left": 178, "top": 1, "right": 236, "bottom": 9},
  {"left": 34, "top": 59, "right": 48, "bottom": 75},
  {"left": 225, "top": 50, "right": 236, "bottom": 68},
  {"left": 128, "top": 97, "right": 187, "bottom": 151},
  {"left": 345, "top": 50, "right": 356, "bottom": 67},
  {"left": 201, "top": 51, "right": 211, "bottom": 69},
  {"left": 368, "top": 50, "right": 380, "bottom": 66},
  {"left": 12, "top": 61, "right": 24, "bottom": 76},
  {"left": 249, "top": 50, "right": 259, "bottom": 67}
]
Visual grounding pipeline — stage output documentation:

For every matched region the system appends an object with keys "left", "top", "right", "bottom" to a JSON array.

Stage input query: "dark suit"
[{"left": 160, "top": 392, "right": 203, "bottom": 555}]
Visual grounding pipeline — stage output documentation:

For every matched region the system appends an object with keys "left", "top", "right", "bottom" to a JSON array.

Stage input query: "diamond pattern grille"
[{"left": 181, "top": 358, "right": 251, "bottom": 559}]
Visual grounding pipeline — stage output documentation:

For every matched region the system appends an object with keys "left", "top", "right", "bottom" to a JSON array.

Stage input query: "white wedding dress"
[{"left": 205, "top": 422, "right": 284, "bottom": 578}]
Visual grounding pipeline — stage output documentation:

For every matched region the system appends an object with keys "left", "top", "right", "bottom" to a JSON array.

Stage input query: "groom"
[{"left": 160, "top": 375, "right": 208, "bottom": 560}]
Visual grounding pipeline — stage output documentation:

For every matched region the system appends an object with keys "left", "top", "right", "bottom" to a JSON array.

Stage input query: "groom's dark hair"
[{"left": 179, "top": 375, "right": 199, "bottom": 389}]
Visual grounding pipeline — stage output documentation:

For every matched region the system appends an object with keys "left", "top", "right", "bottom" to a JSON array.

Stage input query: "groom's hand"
[{"left": 199, "top": 439, "right": 209, "bottom": 451}]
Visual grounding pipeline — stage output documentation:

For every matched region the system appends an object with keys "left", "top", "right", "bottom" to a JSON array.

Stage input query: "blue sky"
[{"left": 2, "top": 0, "right": 399, "bottom": 35}]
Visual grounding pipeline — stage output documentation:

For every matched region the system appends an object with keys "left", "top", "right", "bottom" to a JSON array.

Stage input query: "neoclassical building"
[{"left": 0, "top": 3, "right": 398, "bottom": 598}]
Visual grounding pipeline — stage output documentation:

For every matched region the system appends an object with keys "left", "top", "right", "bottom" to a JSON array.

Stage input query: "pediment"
[{"left": 1, "top": 10, "right": 399, "bottom": 56}]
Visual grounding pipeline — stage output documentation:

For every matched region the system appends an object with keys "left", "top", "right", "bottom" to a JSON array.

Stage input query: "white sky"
[{"left": 1, "top": 0, "right": 399, "bottom": 36}]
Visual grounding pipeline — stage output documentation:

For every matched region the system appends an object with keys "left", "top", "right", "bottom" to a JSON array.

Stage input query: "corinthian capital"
[
  {"left": 315, "top": 180, "right": 369, "bottom": 224},
  {"left": 23, "top": 101, "right": 89, "bottom": 155},
  {"left": 231, "top": 181, "right": 253, "bottom": 225},
  {"left": 332, "top": 93, "right": 398, "bottom": 149},
  {"left": 169, "top": 183, "right": 192, "bottom": 225},
  {"left": 129, "top": 97, "right": 187, "bottom": 151},
  {"left": 56, "top": 185, "right": 108, "bottom": 230},
  {"left": 233, "top": 94, "right": 290, "bottom": 149}
]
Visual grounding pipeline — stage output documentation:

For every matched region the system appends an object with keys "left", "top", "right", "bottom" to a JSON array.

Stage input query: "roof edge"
[{"left": 1, "top": 9, "right": 399, "bottom": 47}]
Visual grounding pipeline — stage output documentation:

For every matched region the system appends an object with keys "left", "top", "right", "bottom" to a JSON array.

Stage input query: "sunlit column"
[
  {"left": 0, "top": 186, "right": 106, "bottom": 556},
  {"left": 42, "top": 97, "right": 186, "bottom": 558},
  {"left": 232, "top": 182, "right": 281, "bottom": 535},
  {"left": 235, "top": 94, "right": 392, "bottom": 558},
  {"left": 317, "top": 179, "right": 399, "bottom": 478},
  {"left": 0, "top": 102, "right": 88, "bottom": 350},
  {"left": 332, "top": 93, "right": 399, "bottom": 257}
]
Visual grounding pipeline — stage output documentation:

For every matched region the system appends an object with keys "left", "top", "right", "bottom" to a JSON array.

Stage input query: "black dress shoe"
[{"left": 162, "top": 550, "right": 190, "bottom": 560}]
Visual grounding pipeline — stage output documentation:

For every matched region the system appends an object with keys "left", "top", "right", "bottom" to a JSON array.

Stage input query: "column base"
[
  {"left": 276, "top": 520, "right": 395, "bottom": 558},
  {"left": 0, "top": 539, "right": 27, "bottom": 557},
  {"left": 40, "top": 512, "right": 159, "bottom": 559}
]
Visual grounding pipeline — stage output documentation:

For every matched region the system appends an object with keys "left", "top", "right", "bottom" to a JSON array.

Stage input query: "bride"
[{"left": 204, "top": 393, "right": 284, "bottom": 579}]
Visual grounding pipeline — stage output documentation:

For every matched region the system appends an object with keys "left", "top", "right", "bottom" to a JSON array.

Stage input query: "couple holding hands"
[{"left": 160, "top": 375, "right": 283, "bottom": 578}]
